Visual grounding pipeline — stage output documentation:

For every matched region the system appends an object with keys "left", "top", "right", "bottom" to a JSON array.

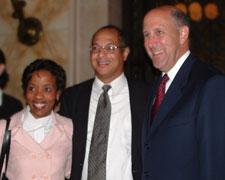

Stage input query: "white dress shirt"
[
  {"left": 164, "top": 50, "right": 190, "bottom": 93},
  {"left": 22, "top": 106, "right": 53, "bottom": 143},
  {"left": 81, "top": 73, "right": 133, "bottom": 180}
]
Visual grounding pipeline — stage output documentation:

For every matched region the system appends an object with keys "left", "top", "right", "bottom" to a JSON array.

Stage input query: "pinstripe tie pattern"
[
  {"left": 151, "top": 74, "right": 169, "bottom": 124},
  {"left": 88, "top": 85, "right": 111, "bottom": 180}
]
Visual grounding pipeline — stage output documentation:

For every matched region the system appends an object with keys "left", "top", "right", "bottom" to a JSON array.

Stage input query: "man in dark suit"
[
  {"left": 59, "top": 25, "right": 151, "bottom": 180},
  {"left": 142, "top": 5, "right": 225, "bottom": 180},
  {"left": 0, "top": 49, "right": 23, "bottom": 119}
]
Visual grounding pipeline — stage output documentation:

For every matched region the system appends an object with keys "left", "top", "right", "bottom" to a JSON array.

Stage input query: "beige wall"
[
  {"left": 70, "top": 0, "right": 122, "bottom": 84},
  {"left": 0, "top": 0, "right": 122, "bottom": 106}
]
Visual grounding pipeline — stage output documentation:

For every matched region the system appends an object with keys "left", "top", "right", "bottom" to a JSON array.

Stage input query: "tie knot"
[
  {"left": 161, "top": 74, "right": 169, "bottom": 85},
  {"left": 102, "top": 85, "right": 111, "bottom": 93}
]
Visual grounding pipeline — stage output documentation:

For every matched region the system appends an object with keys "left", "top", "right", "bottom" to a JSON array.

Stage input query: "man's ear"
[
  {"left": 179, "top": 25, "right": 189, "bottom": 45},
  {"left": 0, "top": 64, "right": 5, "bottom": 75},
  {"left": 123, "top": 47, "right": 130, "bottom": 61}
]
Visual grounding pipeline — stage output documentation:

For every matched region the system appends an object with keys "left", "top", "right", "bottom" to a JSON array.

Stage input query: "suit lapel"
[
  {"left": 143, "top": 78, "right": 160, "bottom": 136},
  {"left": 10, "top": 111, "right": 46, "bottom": 155},
  {"left": 150, "top": 54, "right": 195, "bottom": 134},
  {"left": 129, "top": 80, "right": 141, "bottom": 133},
  {"left": 76, "top": 80, "right": 93, "bottom": 138},
  {"left": 128, "top": 78, "right": 151, "bottom": 177},
  {"left": 74, "top": 80, "right": 93, "bottom": 159},
  {"left": 41, "top": 115, "right": 63, "bottom": 149},
  {"left": 13, "top": 128, "right": 48, "bottom": 155},
  {"left": 150, "top": 82, "right": 183, "bottom": 133},
  {"left": 12, "top": 113, "right": 64, "bottom": 155},
  {"left": 128, "top": 80, "right": 139, "bottom": 128},
  {"left": 128, "top": 79, "right": 151, "bottom": 130}
]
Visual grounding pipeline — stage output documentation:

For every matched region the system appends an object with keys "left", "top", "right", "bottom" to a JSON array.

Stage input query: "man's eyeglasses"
[{"left": 90, "top": 44, "right": 125, "bottom": 53}]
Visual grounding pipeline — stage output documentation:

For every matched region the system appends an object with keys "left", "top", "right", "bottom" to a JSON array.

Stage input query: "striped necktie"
[{"left": 88, "top": 85, "right": 111, "bottom": 180}]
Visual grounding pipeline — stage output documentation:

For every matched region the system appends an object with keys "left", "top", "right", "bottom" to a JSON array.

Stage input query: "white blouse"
[{"left": 22, "top": 106, "right": 53, "bottom": 143}]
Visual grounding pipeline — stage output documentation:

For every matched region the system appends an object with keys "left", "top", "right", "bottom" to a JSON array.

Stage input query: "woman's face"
[{"left": 26, "top": 70, "right": 61, "bottom": 118}]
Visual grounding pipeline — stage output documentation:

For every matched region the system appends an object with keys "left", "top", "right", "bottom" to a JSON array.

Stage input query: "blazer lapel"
[
  {"left": 150, "top": 82, "right": 183, "bottom": 133},
  {"left": 150, "top": 54, "right": 195, "bottom": 134},
  {"left": 73, "top": 80, "right": 93, "bottom": 160},
  {"left": 9, "top": 110, "right": 47, "bottom": 155},
  {"left": 144, "top": 78, "right": 161, "bottom": 136},
  {"left": 41, "top": 115, "right": 63, "bottom": 149},
  {"left": 128, "top": 80, "right": 141, "bottom": 127},
  {"left": 76, "top": 80, "right": 93, "bottom": 140},
  {"left": 13, "top": 128, "right": 48, "bottom": 155},
  {"left": 128, "top": 79, "right": 150, "bottom": 133}
]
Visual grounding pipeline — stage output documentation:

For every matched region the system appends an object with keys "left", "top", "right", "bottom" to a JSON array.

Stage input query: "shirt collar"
[
  {"left": 93, "top": 73, "right": 128, "bottom": 96},
  {"left": 163, "top": 50, "right": 190, "bottom": 81},
  {"left": 22, "top": 105, "right": 54, "bottom": 131}
]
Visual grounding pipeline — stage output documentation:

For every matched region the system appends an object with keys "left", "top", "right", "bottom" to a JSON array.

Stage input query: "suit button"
[
  {"left": 32, "top": 154, "right": 37, "bottom": 159},
  {"left": 144, "top": 143, "right": 151, "bottom": 150},
  {"left": 45, "top": 155, "right": 51, "bottom": 160},
  {"left": 79, "top": 163, "right": 83, "bottom": 167},
  {"left": 44, "top": 175, "right": 49, "bottom": 179},
  {"left": 144, "top": 171, "right": 150, "bottom": 177},
  {"left": 31, "top": 174, "right": 36, "bottom": 179}
]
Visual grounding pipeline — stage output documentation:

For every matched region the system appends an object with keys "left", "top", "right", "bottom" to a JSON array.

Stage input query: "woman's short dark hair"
[
  {"left": 22, "top": 59, "right": 66, "bottom": 96},
  {"left": 0, "top": 49, "right": 9, "bottom": 89}
]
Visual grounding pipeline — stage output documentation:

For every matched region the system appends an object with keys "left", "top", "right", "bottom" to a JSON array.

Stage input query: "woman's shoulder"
[
  {"left": 54, "top": 113, "right": 73, "bottom": 137},
  {"left": 0, "top": 109, "right": 23, "bottom": 131},
  {"left": 55, "top": 113, "right": 72, "bottom": 124},
  {"left": 0, "top": 120, "right": 7, "bottom": 137}
]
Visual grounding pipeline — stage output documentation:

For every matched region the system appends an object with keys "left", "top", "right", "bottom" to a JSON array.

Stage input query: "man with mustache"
[
  {"left": 142, "top": 5, "right": 225, "bottom": 180},
  {"left": 59, "top": 25, "right": 151, "bottom": 180}
]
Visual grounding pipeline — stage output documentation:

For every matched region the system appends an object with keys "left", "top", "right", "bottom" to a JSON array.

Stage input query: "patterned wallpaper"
[{"left": 0, "top": 0, "right": 69, "bottom": 105}]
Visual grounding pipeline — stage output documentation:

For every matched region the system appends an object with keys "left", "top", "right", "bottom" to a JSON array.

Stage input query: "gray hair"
[{"left": 170, "top": 8, "right": 190, "bottom": 29}]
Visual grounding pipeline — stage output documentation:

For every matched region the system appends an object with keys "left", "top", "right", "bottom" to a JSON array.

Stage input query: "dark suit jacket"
[
  {"left": 59, "top": 77, "right": 151, "bottom": 180},
  {"left": 142, "top": 53, "right": 225, "bottom": 180},
  {"left": 0, "top": 93, "right": 23, "bottom": 119}
]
